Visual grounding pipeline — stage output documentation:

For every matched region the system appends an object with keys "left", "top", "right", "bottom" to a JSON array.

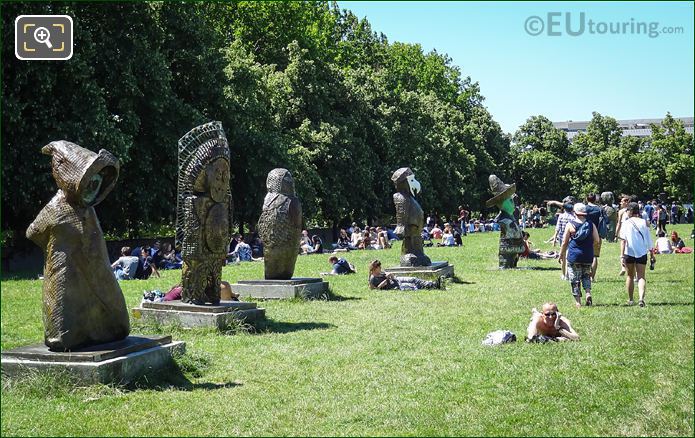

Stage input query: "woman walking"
[{"left": 619, "top": 202, "right": 656, "bottom": 307}]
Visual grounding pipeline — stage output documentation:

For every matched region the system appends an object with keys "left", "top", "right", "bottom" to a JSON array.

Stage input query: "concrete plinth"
[
  {"left": 232, "top": 278, "right": 330, "bottom": 300},
  {"left": 1, "top": 335, "right": 185, "bottom": 385},
  {"left": 132, "top": 300, "right": 265, "bottom": 330},
  {"left": 384, "top": 261, "right": 454, "bottom": 283}
]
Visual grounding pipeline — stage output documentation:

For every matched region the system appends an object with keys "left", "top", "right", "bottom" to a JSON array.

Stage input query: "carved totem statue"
[
  {"left": 176, "top": 121, "right": 232, "bottom": 305},
  {"left": 26, "top": 141, "right": 130, "bottom": 351},
  {"left": 257, "top": 169, "right": 302, "bottom": 280},
  {"left": 392, "top": 167, "right": 431, "bottom": 267},
  {"left": 486, "top": 175, "right": 524, "bottom": 269}
]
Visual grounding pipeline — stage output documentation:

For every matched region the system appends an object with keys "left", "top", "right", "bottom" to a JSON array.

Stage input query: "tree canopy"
[{"left": 2, "top": 2, "right": 690, "bottom": 246}]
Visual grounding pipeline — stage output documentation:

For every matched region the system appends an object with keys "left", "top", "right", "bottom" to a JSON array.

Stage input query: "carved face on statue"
[
  {"left": 206, "top": 158, "right": 230, "bottom": 203},
  {"left": 406, "top": 174, "right": 421, "bottom": 197},
  {"left": 82, "top": 173, "right": 103, "bottom": 205},
  {"left": 500, "top": 197, "right": 515, "bottom": 216}
]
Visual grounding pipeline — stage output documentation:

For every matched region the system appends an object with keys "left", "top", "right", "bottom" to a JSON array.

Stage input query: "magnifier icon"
[{"left": 33, "top": 26, "right": 53, "bottom": 49}]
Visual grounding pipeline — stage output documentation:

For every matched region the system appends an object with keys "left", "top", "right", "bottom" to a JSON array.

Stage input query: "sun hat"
[{"left": 573, "top": 202, "right": 588, "bottom": 216}]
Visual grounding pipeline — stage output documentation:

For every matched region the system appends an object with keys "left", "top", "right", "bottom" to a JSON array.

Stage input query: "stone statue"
[
  {"left": 486, "top": 175, "right": 524, "bottom": 269},
  {"left": 257, "top": 169, "right": 302, "bottom": 280},
  {"left": 26, "top": 141, "right": 130, "bottom": 351},
  {"left": 600, "top": 191, "right": 617, "bottom": 242},
  {"left": 392, "top": 167, "right": 431, "bottom": 267},
  {"left": 176, "top": 121, "right": 232, "bottom": 305}
]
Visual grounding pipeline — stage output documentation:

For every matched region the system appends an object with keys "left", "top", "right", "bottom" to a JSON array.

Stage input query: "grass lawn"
[{"left": 2, "top": 224, "right": 693, "bottom": 436}]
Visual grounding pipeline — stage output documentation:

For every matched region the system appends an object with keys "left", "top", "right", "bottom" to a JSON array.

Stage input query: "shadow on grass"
[
  {"left": 325, "top": 291, "right": 361, "bottom": 301},
  {"left": 516, "top": 266, "right": 561, "bottom": 271},
  {"left": 256, "top": 319, "right": 335, "bottom": 334},
  {"left": 593, "top": 301, "right": 694, "bottom": 308},
  {"left": 126, "top": 363, "right": 243, "bottom": 392},
  {"left": 449, "top": 276, "right": 475, "bottom": 284}
]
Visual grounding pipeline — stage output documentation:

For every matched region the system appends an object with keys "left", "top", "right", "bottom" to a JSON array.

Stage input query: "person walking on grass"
[
  {"left": 559, "top": 203, "right": 599, "bottom": 308},
  {"left": 614, "top": 195, "right": 631, "bottom": 276},
  {"left": 619, "top": 202, "right": 656, "bottom": 307}
]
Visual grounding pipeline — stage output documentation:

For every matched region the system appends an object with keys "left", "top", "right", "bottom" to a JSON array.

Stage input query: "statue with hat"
[
  {"left": 26, "top": 141, "right": 130, "bottom": 351},
  {"left": 392, "top": 167, "right": 431, "bottom": 267},
  {"left": 486, "top": 174, "right": 524, "bottom": 269},
  {"left": 176, "top": 121, "right": 232, "bottom": 305}
]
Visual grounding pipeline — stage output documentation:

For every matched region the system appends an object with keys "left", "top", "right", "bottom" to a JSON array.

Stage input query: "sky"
[{"left": 339, "top": 1, "right": 694, "bottom": 134}]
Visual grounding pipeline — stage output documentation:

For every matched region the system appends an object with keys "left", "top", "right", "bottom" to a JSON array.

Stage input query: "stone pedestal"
[
  {"left": 132, "top": 300, "right": 265, "bottom": 330},
  {"left": 1, "top": 335, "right": 184, "bottom": 385},
  {"left": 384, "top": 261, "right": 454, "bottom": 284},
  {"left": 232, "top": 278, "right": 329, "bottom": 300}
]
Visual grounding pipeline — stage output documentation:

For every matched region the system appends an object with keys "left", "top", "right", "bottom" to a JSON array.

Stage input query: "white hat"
[{"left": 573, "top": 202, "right": 587, "bottom": 216}]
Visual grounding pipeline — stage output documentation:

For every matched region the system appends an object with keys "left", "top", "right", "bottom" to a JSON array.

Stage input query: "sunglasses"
[{"left": 544, "top": 312, "right": 557, "bottom": 317}]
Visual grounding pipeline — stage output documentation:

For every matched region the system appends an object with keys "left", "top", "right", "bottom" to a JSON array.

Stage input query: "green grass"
[{"left": 2, "top": 225, "right": 693, "bottom": 436}]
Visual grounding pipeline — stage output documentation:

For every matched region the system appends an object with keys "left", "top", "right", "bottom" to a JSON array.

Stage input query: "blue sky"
[{"left": 339, "top": 1, "right": 694, "bottom": 134}]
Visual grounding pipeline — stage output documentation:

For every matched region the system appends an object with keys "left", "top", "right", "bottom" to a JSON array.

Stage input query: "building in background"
[{"left": 554, "top": 117, "right": 694, "bottom": 141}]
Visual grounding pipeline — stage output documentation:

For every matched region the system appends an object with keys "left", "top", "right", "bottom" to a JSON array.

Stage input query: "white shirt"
[
  {"left": 655, "top": 237, "right": 673, "bottom": 254},
  {"left": 619, "top": 217, "right": 653, "bottom": 257}
]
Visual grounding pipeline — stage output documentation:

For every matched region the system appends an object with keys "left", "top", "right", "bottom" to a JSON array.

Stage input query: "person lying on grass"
[
  {"left": 526, "top": 302, "right": 580, "bottom": 342},
  {"left": 368, "top": 259, "right": 441, "bottom": 290},
  {"left": 321, "top": 256, "right": 357, "bottom": 275}
]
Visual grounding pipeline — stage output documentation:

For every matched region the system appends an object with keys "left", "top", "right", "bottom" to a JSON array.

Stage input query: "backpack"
[
  {"left": 571, "top": 220, "right": 592, "bottom": 242},
  {"left": 597, "top": 208, "right": 608, "bottom": 239}
]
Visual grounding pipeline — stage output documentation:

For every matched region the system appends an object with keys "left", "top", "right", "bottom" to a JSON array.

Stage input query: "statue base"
[
  {"left": 232, "top": 278, "right": 330, "bottom": 300},
  {"left": 132, "top": 300, "right": 265, "bottom": 330},
  {"left": 0, "top": 335, "right": 184, "bottom": 385},
  {"left": 384, "top": 261, "right": 454, "bottom": 284},
  {"left": 499, "top": 253, "right": 521, "bottom": 269}
]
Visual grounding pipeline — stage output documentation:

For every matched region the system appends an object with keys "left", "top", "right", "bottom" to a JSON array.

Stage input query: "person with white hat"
[{"left": 559, "top": 202, "right": 599, "bottom": 308}]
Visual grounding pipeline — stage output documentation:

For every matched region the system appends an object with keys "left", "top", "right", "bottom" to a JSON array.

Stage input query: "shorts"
[
  {"left": 593, "top": 238, "right": 602, "bottom": 257},
  {"left": 624, "top": 254, "right": 648, "bottom": 265},
  {"left": 567, "top": 263, "right": 592, "bottom": 296}
]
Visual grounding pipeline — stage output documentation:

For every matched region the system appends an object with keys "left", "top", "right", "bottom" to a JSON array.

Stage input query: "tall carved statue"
[
  {"left": 258, "top": 169, "right": 302, "bottom": 280},
  {"left": 176, "top": 121, "right": 232, "bottom": 305},
  {"left": 486, "top": 175, "right": 524, "bottom": 269},
  {"left": 26, "top": 141, "right": 130, "bottom": 351},
  {"left": 392, "top": 167, "right": 431, "bottom": 267}
]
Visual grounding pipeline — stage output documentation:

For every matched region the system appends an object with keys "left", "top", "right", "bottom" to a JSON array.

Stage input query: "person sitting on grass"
[
  {"left": 336, "top": 228, "right": 357, "bottom": 250},
  {"left": 111, "top": 246, "right": 140, "bottom": 280},
  {"left": 654, "top": 231, "right": 673, "bottom": 254},
  {"left": 358, "top": 230, "right": 372, "bottom": 250},
  {"left": 368, "top": 259, "right": 441, "bottom": 290},
  {"left": 520, "top": 232, "right": 557, "bottom": 260},
  {"left": 321, "top": 256, "right": 357, "bottom": 276},
  {"left": 421, "top": 227, "right": 434, "bottom": 247},
  {"left": 137, "top": 247, "right": 160, "bottom": 279},
  {"left": 372, "top": 227, "right": 391, "bottom": 249},
  {"left": 526, "top": 302, "right": 580, "bottom": 342},
  {"left": 437, "top": 223, "right": 456, "bottom": 247},
  {"left": 670, "top": 231, "right": 692, "bottom": 253}
]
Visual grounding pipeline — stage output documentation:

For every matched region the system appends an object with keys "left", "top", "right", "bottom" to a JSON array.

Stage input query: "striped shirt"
[{"left": 556, "top": 211, "right": 576, "bottom": 244}]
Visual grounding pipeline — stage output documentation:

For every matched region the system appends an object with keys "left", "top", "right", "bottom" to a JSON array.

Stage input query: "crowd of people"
[
  {"left": 542, "top": 192, "right": 692, "bottom": 309},
  {"left": 111, "top": 241, "right": 182, "bottom": 280}
]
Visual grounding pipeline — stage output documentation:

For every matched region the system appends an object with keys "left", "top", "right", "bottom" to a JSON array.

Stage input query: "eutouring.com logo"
[{"left": 524, "top": 12, "right": 685, "bottom": 38}]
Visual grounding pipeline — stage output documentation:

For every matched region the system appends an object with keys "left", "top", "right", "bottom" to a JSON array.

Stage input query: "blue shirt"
[{"left": 333, "top": 258, "right": 352, "bottom": 274}]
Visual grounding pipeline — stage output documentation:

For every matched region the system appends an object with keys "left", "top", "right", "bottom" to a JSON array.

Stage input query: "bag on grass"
[{"left": 482, "top": 330, "right": 517, "bottom": 345}]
